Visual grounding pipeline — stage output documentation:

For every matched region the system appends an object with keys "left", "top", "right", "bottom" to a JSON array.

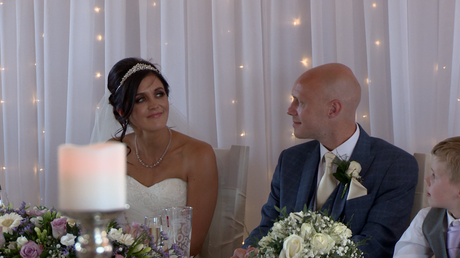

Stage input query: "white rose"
[
  {"left": 30, "top": 217, "right": 43, "bottom": 228},
  {"left": 16, "top": 236, "right": 28, "bottom": 247},
  {"left": 60, "top": 233, "right": 77, "bottom": 246},
  {"left": 311, "top": 233, "right": 335, "bottom": 254},
  {"left": 279, "top": 234, "right": 304, "bottom": 258},
  {"left": 346, "top": 161, "right": 361, "bottom": 178},
  {"left": 300, "top": 223, "right": 315, "bottom": 239},
  {"left": 108, "top": 228, "right": 123, "bottom": 241}
]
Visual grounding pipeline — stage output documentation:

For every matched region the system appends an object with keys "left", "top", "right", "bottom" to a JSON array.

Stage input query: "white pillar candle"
[{"left": 58, "top": 142, "right": 126, "bottom": 212}]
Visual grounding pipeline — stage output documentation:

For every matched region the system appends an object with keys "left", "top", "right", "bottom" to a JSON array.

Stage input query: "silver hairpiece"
[{"left": 115, "top": 63, "right": 160, "bottom": 92}]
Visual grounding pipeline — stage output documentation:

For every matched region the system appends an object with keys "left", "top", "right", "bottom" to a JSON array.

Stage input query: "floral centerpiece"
[
  {"left": 250, "top": 206, "right": 364, "bottom": 258},
  {"left": 0, "top": 202, "right": 183, "bottom": 258}
]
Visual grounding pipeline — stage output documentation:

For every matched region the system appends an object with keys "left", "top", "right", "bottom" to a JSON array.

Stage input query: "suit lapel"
[
  {"left": 349, "top": 126, "right": 375, "bottom": 179},
  {"left": 295, "top": 143, "right": 320, "bottom": 211}
]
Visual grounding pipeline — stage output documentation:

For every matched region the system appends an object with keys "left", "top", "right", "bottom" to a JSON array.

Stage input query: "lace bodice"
[{"left": 123, "top": 176, "right": 187, "bottom": 224}]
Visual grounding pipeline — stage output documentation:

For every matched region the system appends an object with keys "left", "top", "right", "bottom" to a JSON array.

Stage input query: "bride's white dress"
[{"left": 123, "top": 176, "right": 187, "bottom": 224}]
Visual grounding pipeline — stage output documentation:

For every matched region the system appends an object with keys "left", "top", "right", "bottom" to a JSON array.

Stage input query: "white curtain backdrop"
[{"left": 1, "top": 0, "right": 460, "bottom": 238}]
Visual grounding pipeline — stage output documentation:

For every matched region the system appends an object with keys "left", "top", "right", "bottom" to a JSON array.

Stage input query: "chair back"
[
  {"left": 410, "top": 153, "right": 431, "bottom": 220},
  {"left": 199, "top": 145, "right": 249, "bottom": 258}
]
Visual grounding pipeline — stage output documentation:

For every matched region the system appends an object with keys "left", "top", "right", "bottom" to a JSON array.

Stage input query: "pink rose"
[
  {"left": 124, "top": 222, "right": 141, "bottom": 237},
  {"left": 50, "top": 217, "right": 67, "bottom": 239},
  {"left": 20, "top": 241, "right": 43, "bottom": 258},
  {"left": 0, "top": 227, "right": 5, "bottom": 247},
  {"left": 26, "top": 208, "right": 46, "bottom": 217}
]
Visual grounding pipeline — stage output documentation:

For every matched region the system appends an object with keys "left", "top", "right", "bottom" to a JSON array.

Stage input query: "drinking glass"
[
  {"left": 144, "top": 215, "right": 162, "bottom": 246},
  {"left": 163, "top": 206, "right": 193, "bottom": 257}
]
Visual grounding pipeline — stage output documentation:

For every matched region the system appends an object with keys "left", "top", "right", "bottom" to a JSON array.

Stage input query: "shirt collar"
[
  {"left": 320, "top": 123, "right": 360, "bottom": 161},
  {"left": 447, "top": 210, "right": 460, "bottom": 227}
]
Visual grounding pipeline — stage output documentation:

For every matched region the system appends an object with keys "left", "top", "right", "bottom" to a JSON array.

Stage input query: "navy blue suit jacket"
[{"left": 243, "top": 126, "right": 418, "bottom": 258}]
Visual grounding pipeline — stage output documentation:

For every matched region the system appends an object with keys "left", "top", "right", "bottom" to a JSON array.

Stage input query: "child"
[{"left": 394, "top": 136, "right": 460, "bottom": 257}]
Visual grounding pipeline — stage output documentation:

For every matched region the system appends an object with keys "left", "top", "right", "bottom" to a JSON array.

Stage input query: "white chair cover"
[
  {"left": 199, "top": 145, "right": 249, "bottom": 258},
  {"left": 410, "top": 153, "right": 431, "bottom": 221}
]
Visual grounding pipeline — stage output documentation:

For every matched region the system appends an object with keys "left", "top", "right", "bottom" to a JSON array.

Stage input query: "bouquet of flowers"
[
  {"left": 0, "top": 202, "right": 183, "bottom": 258},
  {"left": 251, "top": 206, "right": 364, "bottom": 258}
]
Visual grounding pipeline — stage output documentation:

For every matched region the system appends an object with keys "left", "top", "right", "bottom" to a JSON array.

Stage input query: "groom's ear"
[{"left": 328, "top": 100, "right": 341, "bottom": 118}]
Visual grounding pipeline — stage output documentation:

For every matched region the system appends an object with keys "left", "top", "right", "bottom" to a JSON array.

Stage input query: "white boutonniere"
[{"left": 332, "top": 156, "right": 362, "bottom": 198}]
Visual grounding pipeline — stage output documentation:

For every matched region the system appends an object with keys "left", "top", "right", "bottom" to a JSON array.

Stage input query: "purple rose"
[
  {"left": 50, "top": 217, "right": 67, "bottom": 239},
  {"left": 0, "top": 227, "right": 5, "bottom": 247},
  {"left": 20, "top": 241, "right": 43, "bottom": 258}
]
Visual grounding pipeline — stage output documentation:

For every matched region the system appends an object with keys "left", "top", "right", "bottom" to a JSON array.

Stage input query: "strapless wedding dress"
[{"left": 122, "top": 176, "right": 187, "bottom": 224}]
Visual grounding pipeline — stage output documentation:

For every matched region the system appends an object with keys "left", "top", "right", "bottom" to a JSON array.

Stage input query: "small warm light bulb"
[
  {"left": 363, "top": 115, "right": 368, "bottom": 118},
  {"left": 0, "top": 100, "right": 4, "bottom": 103},
  {"left": 42, "top": 33, "right": 44, "bottom": 37},
  {"left": 300, "top": 59, "right": 308, "bottom": 67},
  {"left": 36, "top": 99, "right": 40, "bottom": 102},
  {"left": 2, "top": 167, "right": 5, "bottom": 170},
  {"left": 228, "top": 30, "right": 231, "bottom": 33},
  {"left": 293, "top": 18, "right": 300, "bottom": 26},
  {"left": 457, "top": 99, "right": 460, "bottom": 102},
  {"left": 39, "top": 168, "right": 43, "bottom": 171},
  {"left": 97, "top": 106, "right": 100, "bottom": 109},
  {"left": 375, "top": 41, "right": 380, "bottom": 45},
  {"left": 240, "top": 132, "right": 245, "bottom": 137},
  {"left": 165, "top": 42, "right": 168, "bottom": 45},
  {"left": 94, "top": 7, "right": 100, "bottom": 12},
  {"left": 292, "top": 132, "right": 295, "bottom": 136},
  {"left": 443, "top": 66, "right": 446, "bottom": 69},
  {"left": 373, "top": 3, "right": 377, "bottom": 7},
  {"left": 232, "top": 100, "right": 236, "bottom": 104},
  {"left": 97, "top": 35, "right": 103, "bottom": 41},
  {"left": 0, "top": 67, "right": 5, "bottom": 70},
  {"left": 366, "top": 78, "right": 371, "bottom": 84},
  {"left": 43, "top": 130, "right": 45, "bottom": 134},
  {"left": 239, "top": 65, "right": 244, "bottom": 68},
  {"left": 153, "top": 2, "right": 157, "bottom": 6},
  {"left": 34, "top": 63, "right": 37, "bottom": 66},
  {"left": 96, "top": 72, "right": 101, "bottom": 78}
]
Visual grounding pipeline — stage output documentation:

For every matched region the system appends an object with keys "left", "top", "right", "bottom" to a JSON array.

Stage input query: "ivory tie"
[
  {"left": 447, "top": 223, "right": 460, "bottom": 258},
  {"left": 316, "top": 152, "right": 336, "bottom": 210}
]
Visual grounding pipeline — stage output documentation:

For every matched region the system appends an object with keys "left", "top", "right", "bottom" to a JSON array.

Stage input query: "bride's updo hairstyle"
[{"left": 107, "top": 57, "right": 170, "bottom": 142}]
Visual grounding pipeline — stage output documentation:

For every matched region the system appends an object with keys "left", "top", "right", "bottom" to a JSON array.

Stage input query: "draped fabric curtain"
[{"left": 1, "top": 0, "right": 460, "bottom": 236}]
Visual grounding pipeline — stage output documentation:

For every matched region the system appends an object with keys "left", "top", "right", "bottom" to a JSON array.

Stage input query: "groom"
[{"left": 231, "top": 63, "right": 418, "bottom": 258}]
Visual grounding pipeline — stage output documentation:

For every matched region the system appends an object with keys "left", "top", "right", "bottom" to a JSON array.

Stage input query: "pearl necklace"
[{"left": 135, "top": 127, "right": 172, "bottom": 168}]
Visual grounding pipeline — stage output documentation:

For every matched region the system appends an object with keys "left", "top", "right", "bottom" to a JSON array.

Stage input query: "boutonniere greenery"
[{"left": 332, "top": 156, "right": 362, "bottom": 198}]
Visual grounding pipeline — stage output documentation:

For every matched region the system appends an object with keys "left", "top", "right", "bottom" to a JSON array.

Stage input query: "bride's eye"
[
  {"left": 135, "top": 97, "right": 145, "bottom": 103},
  {"left": 155, "top": 91, "right": 166, "bottom": 98}
]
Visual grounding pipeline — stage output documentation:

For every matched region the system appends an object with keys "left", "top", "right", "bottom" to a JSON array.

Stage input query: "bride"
[{"left": 91, "top": 57, "right": 218, "bottom": 256}]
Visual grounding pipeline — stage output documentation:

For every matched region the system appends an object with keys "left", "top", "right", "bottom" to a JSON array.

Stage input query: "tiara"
[{"left": 115, "top": 63, "right": 160, "bottom": 92}]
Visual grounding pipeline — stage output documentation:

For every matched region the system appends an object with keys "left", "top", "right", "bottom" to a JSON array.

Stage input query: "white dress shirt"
[{"left": 394, "top": 207, "right": 460, "bottom": 257}]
